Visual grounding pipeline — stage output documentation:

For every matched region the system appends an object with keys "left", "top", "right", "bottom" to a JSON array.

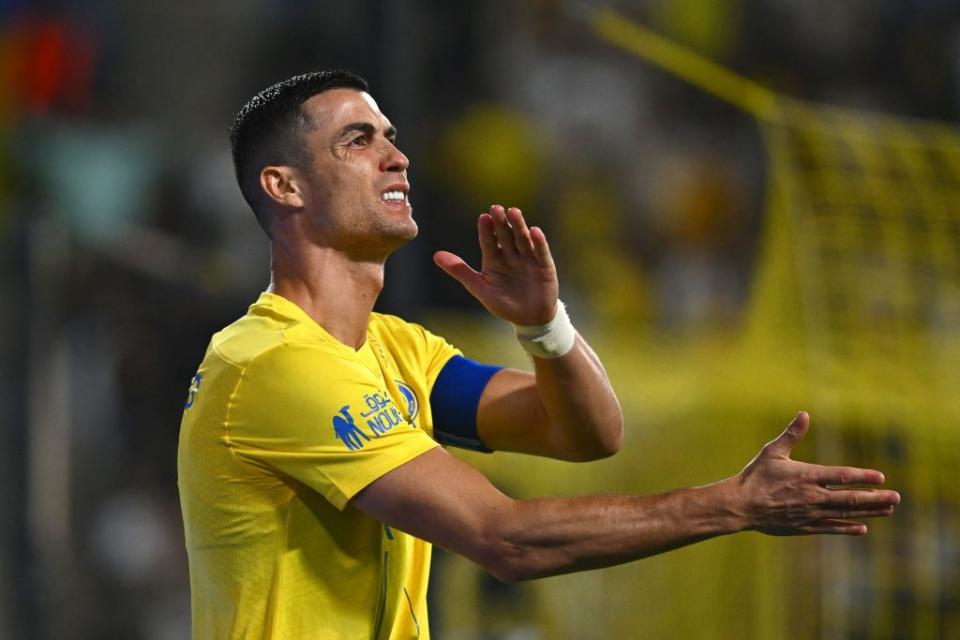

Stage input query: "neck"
[{"left": 268, "top": 241, "right": 386, "bottom": 350}]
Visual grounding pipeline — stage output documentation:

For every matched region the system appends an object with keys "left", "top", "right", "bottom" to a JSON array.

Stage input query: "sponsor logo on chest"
[
  {"left": 332, "top": 382, "right": 420, "bottom": 451},
  {"left": 360, "top": 390, "right": 405, "bottom": 436}
]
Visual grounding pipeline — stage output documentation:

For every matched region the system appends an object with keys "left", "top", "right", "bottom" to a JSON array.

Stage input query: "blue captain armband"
[{"left": 430, "top": 355, "right": 503, "bottom": 453}]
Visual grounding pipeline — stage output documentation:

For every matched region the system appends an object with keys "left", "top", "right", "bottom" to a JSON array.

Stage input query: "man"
[{"left": 177, "top": 71, "right": 899, "bottom": 639}]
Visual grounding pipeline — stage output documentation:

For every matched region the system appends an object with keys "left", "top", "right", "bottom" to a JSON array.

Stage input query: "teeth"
[{"left": 382, "top": 190, "right": 406, "bottom": 202}]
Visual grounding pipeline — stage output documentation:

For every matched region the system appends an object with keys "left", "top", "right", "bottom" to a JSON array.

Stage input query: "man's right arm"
[{"left": 352, "top": 412, "right": 900, "bottom": 582}]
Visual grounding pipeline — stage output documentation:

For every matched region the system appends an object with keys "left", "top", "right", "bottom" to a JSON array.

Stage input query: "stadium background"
[{"left": 2, "top": 1, "right": 959, "bottom": 638}]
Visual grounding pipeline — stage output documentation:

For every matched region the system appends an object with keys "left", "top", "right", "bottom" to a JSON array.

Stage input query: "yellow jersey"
[{"left": 177, "top": 292, "right": 465, "bottom": 639}]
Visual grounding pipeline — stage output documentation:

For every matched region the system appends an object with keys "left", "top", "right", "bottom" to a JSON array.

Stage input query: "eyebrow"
[{"left": 337, "top": 122, "right": 397, "bottom": 141}]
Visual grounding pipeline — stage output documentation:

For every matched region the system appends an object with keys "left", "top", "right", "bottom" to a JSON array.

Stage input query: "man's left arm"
[{"left": 433, "top": 204, "right": 623, "bottom": 461}]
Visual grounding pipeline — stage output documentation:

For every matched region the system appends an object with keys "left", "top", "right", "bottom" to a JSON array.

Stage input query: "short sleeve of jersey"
[
  {"left": 225, "top": 342, "right": 439, "bottom": 510},
  {"left": 379, "top": 317, "right": 502, "bottom": 451}
]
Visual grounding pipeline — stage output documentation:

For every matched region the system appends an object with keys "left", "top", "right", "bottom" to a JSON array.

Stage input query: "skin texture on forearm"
[
  {"left": 530, "top": 335, "right": 624, "bottom": 459},
  {"left": 491, "top": 482, "right": 739, "bottom": 581},
  {"left": 477, "top": 336, "right": 624, "bottom": 461}
]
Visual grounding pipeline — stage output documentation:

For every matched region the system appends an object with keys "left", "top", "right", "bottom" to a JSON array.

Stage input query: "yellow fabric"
[{"left": 178, "top": 292, "right": 461, "bottom": 639}]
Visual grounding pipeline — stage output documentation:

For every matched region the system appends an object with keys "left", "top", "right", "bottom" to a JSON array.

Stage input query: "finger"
[
  {"left": 804, "top": 520, "right": 868, "bottom": 536},
  {"left": 763, "top": 411, "right": 809, "bottom": 458},
  {"left": 814, "top": 465, "right": 887, "bottom": 486},
  {"left": 813, "top": 506, "right": 896, "bottom": 521},
  {"left": 489, "top": 204, "right": 518, "bottom": 256},
  {"left": 433, "top": 251, "right": 485, "bottom": 296},
  {"left": 530, "top": 226, "right": 554, "bottom": 268},
  {"left": 840, "top": 507, "right": 895, "bottom": 519},
  {"left": 818, "top": 488, "right": 900, "bottom": 508},
  {"left": 506, "top": 207, "right": 534, "bottom": 256},
  {"left": 477, "top": 214, "right": 500, "bottom": 260}
]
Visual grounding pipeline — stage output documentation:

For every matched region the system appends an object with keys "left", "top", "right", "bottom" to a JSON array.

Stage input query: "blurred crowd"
[{"left": 2, "top": 1, "right": 960, "bottom": 637}]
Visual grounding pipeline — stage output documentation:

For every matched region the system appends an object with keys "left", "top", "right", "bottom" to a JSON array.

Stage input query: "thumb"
[
  {"left": 433, "top": 251, "right": 485, "bottom": 296},
  {"left": 765, "top": 411, "right": 810, "bottom": 458}
]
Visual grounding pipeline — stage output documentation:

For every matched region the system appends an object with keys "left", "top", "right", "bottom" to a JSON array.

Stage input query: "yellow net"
[{"left": 593, "top": 7, "right": 960, "bottom": 428}]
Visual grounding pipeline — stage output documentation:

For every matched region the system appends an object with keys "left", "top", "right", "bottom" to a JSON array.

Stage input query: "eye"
[{"left": 349, "top": 135, "right": 368, "bottom": 147}]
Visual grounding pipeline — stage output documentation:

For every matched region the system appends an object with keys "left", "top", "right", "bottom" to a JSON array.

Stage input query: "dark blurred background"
[{"left": 3, "top": 1, "right": 960, "bottom": 638}]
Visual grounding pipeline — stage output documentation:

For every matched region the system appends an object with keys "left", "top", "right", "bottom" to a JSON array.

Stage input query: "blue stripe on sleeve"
[{"left": 429, "top": 355, "right": 503, "bottom": 453}]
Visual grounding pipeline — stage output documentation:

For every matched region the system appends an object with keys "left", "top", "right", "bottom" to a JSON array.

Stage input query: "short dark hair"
[{"left": 229, "top": 70, "right": 369, "bottom": 235}]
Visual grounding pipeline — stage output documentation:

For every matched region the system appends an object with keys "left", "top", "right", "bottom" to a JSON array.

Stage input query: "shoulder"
[
  {"left": 211, "top": 295, "right": 360, "bottom": 368},
  {"left": 227, "top": 340, "right": 382, "bottom": 433},
  {"left": 209, "top": 297, "right": 326, "bottom": 366},
  {"left": 243, "top": 338, "right": 369, "bottom": 385}
]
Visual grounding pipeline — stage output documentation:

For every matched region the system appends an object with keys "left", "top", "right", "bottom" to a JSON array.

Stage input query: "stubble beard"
[{"left": 344, "top": 202, "right": 418, "bottom": 261}]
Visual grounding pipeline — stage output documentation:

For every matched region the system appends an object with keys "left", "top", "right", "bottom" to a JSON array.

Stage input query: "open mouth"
[
  {"left": 381, "top": 190, "right": 407, "bottom": 203},
  {"left": 381, "top": 185, "right": 410, "bottom": 208}
]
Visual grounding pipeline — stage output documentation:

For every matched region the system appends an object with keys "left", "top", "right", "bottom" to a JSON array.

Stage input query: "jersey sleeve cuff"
[{"left": 334, "top": 436, "right": 440, "bottom": 510}]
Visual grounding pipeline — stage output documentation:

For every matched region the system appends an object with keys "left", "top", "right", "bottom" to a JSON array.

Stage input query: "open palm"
[{"left": 434, "top": 205, "right": 559, "bottom": 325}]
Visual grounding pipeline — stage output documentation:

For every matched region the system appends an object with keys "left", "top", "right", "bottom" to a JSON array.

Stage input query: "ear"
[{"left": 259, "top": 166, "right": 306, "bottom": 209}]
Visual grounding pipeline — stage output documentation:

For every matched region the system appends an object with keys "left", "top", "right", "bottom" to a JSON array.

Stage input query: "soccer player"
[{"left": 177, "top": 71, "right": 900, "bottom": 639}]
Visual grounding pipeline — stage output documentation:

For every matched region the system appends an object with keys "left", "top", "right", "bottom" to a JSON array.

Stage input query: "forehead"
[{"left": 301, "top": 88, "right": 391, "bottom": 133}]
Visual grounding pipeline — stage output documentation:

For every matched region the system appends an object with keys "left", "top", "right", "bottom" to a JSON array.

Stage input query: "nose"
[{"left": 380, "top": 140, "right": 409, "bottom": 173}]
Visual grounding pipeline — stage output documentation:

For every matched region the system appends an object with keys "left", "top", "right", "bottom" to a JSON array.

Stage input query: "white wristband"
[{"left": 513, "top": 300, "right": 577, "bottom": 359}]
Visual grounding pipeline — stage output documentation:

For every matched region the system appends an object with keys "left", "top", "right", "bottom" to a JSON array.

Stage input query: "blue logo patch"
[
  {"left": 360, "top": 390, "right": 405, "bottom": 437},
  {"left": 333, "top": 388, "right": 413, "bottom": 451},
  {"left": 396, "top": 380, "right": 419, "bottom": 422},
  {"left": 332, "top": 405, "right": 370, "bottom": 451}
]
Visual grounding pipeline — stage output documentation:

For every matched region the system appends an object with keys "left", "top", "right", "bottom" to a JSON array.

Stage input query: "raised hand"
[
  {"left": 434, "top": 205, "right": 559, "bottom": 326},
  {"left": 732, "top": 412, "right": 900, "bottom": 535}
]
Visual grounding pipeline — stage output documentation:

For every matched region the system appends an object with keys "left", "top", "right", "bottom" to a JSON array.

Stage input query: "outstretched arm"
[
  {"left": 434, "top": 204, "right": 622, "bottom": 460},
  {"left": 353, "top": 412, "right": 900, "bottom": 582}
]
